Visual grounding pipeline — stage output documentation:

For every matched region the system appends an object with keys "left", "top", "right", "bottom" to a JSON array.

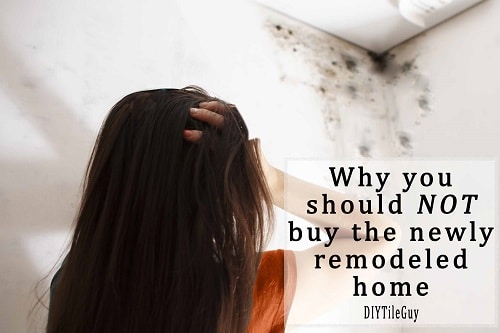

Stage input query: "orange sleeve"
[{"left": 247, "top": 249, "right": 297, "bottom": 333}]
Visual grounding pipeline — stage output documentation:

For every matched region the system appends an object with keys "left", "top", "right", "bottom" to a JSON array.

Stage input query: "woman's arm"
[
  {"left": 256, "top": 138, "right": 400, "bottom": 237},
  {"left": 255, "top": 141, "right": 401, "bottom": 325}
]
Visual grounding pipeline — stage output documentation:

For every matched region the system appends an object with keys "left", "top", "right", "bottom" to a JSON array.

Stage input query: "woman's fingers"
[
  {"left": 183, "top": 129, "right": 203, "bottom": 143},
  {"left": 184, "top": 101, "right": 227, "bottom": 143},
  {"left": 190, "top": 107, "right": 224, "bottom": 128},
  {"left": 199, "top": 101, "right": 228, "bottom": 114}
]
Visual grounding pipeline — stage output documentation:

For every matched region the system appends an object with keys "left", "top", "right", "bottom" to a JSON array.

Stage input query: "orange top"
[{"left": 247, "top": 250, "right": 297, "bottom": 333}]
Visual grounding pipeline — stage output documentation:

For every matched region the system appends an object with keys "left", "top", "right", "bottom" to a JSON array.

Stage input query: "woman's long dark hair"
[{"left": 47, "top": 87, "right": 273, "bottom": 332}]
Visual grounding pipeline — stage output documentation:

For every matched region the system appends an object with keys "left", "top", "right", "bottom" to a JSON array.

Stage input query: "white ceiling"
[{"left": 257, "top": 0, "right": 486, "bottom": 53}]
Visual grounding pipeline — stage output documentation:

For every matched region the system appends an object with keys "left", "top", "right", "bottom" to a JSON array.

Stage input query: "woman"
[{"left": 47, "top": 87, "right": 398, "bottom": 332}]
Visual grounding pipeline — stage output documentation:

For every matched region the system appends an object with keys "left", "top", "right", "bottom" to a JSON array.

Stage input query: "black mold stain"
[
  {"left": 347, "top": 85, "right": 357, "bottom": 98},
  {"left": 398, "top": 132, "right": 412, "bottom": 149},
  {"left": 22, "top": 79, "right": 35, "bottom": 89},
  {"left": 323, "top": 68, "right": 336, "bottom": 77},
  {"left": 265, "top": 18, "right": 432, "bottom": 154},
  {"left": 343, "top": 56, "right": 357, "bottom": 73},
  {"left": 359, "top": 145, "right": 371, "bottom": 157},
  {"left": 401, "top": 59, "right": 416, "bottom": 73},
  {"left": 367, "top": 51, "right": 395, "bottom": 72},
  {"left": 418, "top": 96, "right": 431, "bottom": 111}
]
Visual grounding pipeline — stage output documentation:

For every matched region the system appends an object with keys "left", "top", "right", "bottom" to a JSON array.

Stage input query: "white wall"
[
  {"left": 0, "top": 0, "right": 498, "bottom": 332},
  {"left": 0, "top": 1, "right": 333, "bottom": 331},
  {"left": 399, "top": 0, "right": 500, "bottom": 331}
]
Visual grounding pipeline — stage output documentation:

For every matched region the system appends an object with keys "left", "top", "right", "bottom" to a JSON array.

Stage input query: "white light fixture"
[{"left": 399, "top": 0, "right": 455, "bottom": 27}]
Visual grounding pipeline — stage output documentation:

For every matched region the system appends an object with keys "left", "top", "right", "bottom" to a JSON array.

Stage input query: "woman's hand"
[
  {"left": 183, "top": 101, "right": 225, "bottom": 143},
  {"left": 183, "top": 101, "right": 283, "bottom": 206}
]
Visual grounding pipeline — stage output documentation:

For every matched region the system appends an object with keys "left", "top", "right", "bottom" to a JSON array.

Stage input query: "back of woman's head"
[{"left": 47, "top": 87, "right": 273, "bottom": 333}]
